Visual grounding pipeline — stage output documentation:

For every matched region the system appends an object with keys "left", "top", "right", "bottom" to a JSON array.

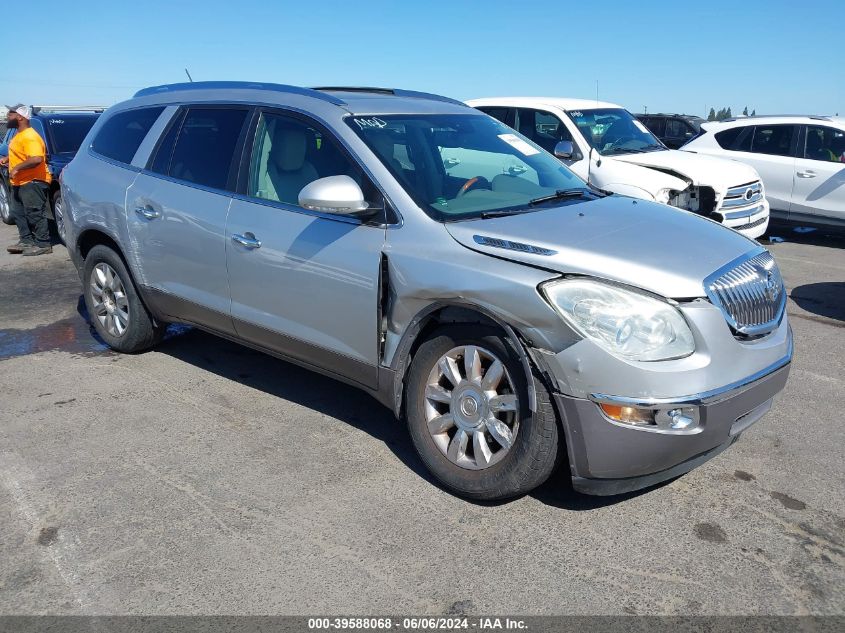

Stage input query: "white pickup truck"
[{"left": 468, "top": 97, "right": 770, "bottom": 238}]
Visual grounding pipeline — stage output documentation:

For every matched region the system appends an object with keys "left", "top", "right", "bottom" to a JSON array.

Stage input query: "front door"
[
  {"left": 790, "top": 124, "right": 845, "bottom": 223},
  {"left": 225, "top": 110, "right": 385, "bottom": 389},
  {"left": 126, "top": 106, "right": 251, "bottom": 333}
]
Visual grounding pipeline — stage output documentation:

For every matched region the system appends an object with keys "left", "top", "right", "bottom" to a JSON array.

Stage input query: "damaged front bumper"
[{"left": 532, "top": 317, "right": 793, "bottom": 496}]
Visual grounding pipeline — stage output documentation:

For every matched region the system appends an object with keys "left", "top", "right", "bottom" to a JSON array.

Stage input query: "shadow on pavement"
[
  {"left": 790, "top": 282, "right": 845, "bottom": 322},
  {"left": 154, "top": 327, "right": 435, "bottom": 484},
  {"left": 763, "top": 224, "right": 845, "bottom": 248}
]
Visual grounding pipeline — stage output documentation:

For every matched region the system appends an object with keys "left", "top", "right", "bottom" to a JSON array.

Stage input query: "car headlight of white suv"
[{"left": 541, "top": 278, "right": 695, "bottom": 361}]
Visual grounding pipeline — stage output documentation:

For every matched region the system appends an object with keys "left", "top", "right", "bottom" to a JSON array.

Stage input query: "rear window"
[
  {"left": 92, "top": 107, "right": 164, "bottom": 164},
  {"left": 46, "top": 116, "right": 99, "bottom": 154}
]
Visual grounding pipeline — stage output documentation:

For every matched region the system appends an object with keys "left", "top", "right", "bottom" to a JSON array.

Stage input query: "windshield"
[
  {"left": 46, "top": 115, "right": 99, "bottom": 154},
  {"left": 347, "top": 114, "right": 589, "bottom": 221},
  {"left": 567, "top": 108, "right": 665, "bottom": 156}
]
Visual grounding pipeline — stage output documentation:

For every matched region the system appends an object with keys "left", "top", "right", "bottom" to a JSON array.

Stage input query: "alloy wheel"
[
  {"left": 0, "top": 185, "right": 10, "bottom": 223},
  {"left": 424, "top": 345, "right": 520, "bottom": 470},
  {"left": 90, "top": 262, "right": 130, "bottom": 337},
  {"left": 54, "top": 196, "right": 66, "bottom": 244}
]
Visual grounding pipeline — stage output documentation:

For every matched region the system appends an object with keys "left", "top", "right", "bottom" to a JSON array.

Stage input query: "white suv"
[
  {"left": 682, "top": 115, "right": 845, "bottom": 230},
  {"left": 468, "top": 97, "right": 770, "bottom": 238}
]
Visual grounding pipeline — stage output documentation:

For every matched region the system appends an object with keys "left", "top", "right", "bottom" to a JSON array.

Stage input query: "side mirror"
[
  {"left": 554, "top": 140, "right": 576, "bottom": 160},
  {"left": 298, "top": 175, "right": 370, "bottom": 215}
]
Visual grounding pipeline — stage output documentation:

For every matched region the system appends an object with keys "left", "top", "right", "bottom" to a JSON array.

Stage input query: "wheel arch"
[
  {"left": 74, "top": 228, "right": 160, "bottom": 322},
  {"left": 385, "top": 300, "right": 540, "bottom": 419}
]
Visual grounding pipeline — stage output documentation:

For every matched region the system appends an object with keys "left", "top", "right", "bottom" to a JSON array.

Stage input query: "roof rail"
[
  {"left": 313, "top": 86, "right": 466, "bottom": 107},
  {"left": 31, "top": 105, "right": 106, "bottom": 114},
  {"left": 133, "top": 81, "right": 346, "bottom": 106},
  {"left": 720, "top": 114, "right": 833, "bottom": 122}
]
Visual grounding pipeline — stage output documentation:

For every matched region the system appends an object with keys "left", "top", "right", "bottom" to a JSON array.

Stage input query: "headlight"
[
  {"left": 655, "top": 188, "right": 672, "bottom": 204},
  {"left": 541, "top": 279, "right": 695, "bottom": 361}
]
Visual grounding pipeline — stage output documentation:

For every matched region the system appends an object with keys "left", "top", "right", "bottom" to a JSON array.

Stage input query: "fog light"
[
  {"left": 599, "top": 404, "right": 656, "bottom": 426},
  {"left": 668, "top": 408, "right": 695, "bottom": 430}
]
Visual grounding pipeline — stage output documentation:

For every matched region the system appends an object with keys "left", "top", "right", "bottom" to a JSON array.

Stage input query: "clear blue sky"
[{"left": 3, "top": 0, "right": 843, "bottom": 116}]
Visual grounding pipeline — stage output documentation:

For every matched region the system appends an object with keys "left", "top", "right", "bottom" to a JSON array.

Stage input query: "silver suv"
[{"left": 62, "top": 82, "right": 792, "bottom": 500}]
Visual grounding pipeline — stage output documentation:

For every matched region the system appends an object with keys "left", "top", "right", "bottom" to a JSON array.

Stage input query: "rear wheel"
[
  {"left": 83, "top": 245, "right": 164, "bottom": 352},
  {"left": 0, "top": 182, "right": 13, "bottom": 225},
  {"left": 406, "top": 326, "right": 561, "bottom": 501}
]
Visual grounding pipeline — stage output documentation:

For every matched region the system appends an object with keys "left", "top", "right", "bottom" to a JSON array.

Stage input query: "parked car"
[
  {"left": 635, "top": 113, "right": 705, "bottom": 149},
  {"left": 61, "top": 82, "right": 792, "bottom": 500},
  {"left": 0, "top": 106, "right": 102, "bottom": 243},
  {"left": 468, "top": 98, "right": 770, "bottom": 239},
  {"left": 682, "top": 115, "right": 845, "bottom": 230}
]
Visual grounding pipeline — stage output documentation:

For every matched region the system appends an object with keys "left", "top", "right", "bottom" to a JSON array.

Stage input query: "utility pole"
[
  {"left": 595, "top": 80, "right": 599, "bottom": 105},
  {"left": 644, "top": 105, "right": 648, "bottom": 114}
]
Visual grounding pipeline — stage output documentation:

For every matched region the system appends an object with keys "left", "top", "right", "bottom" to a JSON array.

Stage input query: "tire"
[
  {"left": 83, "top": 245, "right": 164, "bottom": 353},
  {"left": 406, "top": 325, "right": 561, "bottom": 501},
  {"left": 0, "top": 181, "right": 13, "bottom": 225},
  {"left": 52, "top": 192, "right": 67, "bottom": 245}
]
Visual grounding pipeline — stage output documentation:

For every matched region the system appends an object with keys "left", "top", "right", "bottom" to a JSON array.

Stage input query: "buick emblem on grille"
[
  {"left": 744, "top": 188, "right": 755, "bottom": 200},
  {"left": 763, "top": 269, "right": 779, "bottom": 301}
]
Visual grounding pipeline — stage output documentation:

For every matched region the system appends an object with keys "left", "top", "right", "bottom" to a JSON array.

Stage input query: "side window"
[
  {"left": 715, "top": 126, "right": 752, "bottom": 151},
  {"left": 169, "top": 108, "right": 248, "bottom": 190},
  {"left": 750, "top": 124, "right": 796, "bottom": 157},
  {"left": 665, "top": 118, "right": 686, "bottom": 138},
  {"left": 247, "top": 112, "right": 369, "bottom": 206},
  {"left": 149, "top": 110, "right": 185, "bottom": 175},
  {"left": 515, "top": 109, "right": 572, "bottom": 153},
  {"left": 91, "top": 107, "right": 165, "bottom": 164},
  {"left": 804, "top": 125, "right": 845, "bottom": 162},
  {"left": 476, "top": 107, "right": 515, "bottom": 128},
  {"left": 645, "top": 117, "right": 665, "bottom": 137}
]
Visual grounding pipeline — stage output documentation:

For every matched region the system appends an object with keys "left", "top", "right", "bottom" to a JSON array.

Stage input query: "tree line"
[{"left": 708, "top": 106, "right": 756, "bottom": 121}]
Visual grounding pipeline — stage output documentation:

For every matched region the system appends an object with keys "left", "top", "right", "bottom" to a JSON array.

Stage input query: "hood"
[
  {"left": 445, "top": 196, "right": 759, "bottom": 298},
  {"left": 613, "top": 148, "right": 760, "bottom": 192}
]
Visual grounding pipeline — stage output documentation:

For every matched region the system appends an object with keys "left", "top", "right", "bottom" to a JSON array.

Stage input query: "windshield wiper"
[
  {"left": 479, "top": 208, "right": 533, "bottom": 219},
  {"left": 603, "top": 147, "right": 646, "bottom": 154},
  {"left": 641, "top": 143, "right": 666, "bottom": 151},
  {"left": 528, "top": 188, "right": 593, "bottom": 206}
]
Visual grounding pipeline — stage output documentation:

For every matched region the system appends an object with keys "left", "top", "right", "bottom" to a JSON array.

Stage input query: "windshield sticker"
[
  {"left": 352, "top": 117, "right": 388, "bottom": 130},
  {"left": 633, "top": 119, "right": 650, "bottom": 134},
  {"left": 570, "top": 111, "right": 583, "bottom": 118},
  {"left": 49, "top": 119, "right": 65, "bottom": 124},
  {"left": 498, "top": 133, "right": 540, "bottom": 156}
]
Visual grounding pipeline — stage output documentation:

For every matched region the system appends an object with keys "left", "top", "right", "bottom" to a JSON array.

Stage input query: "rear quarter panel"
[{"left": 62, "top": 151, "right": 138, "bottom": 270}]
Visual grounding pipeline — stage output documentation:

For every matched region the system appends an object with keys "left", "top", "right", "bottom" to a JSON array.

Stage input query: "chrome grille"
[
  {"left": 705, "top": 251, "right": 786, "bottom": 337},
  {"left": 719, "top": 180, "right": 763, "bottom": 211}
]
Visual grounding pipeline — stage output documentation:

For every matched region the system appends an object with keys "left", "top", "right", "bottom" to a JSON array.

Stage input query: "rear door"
[
  {"left": 225, "top": 109, "right": 386, "bottom": 389},
  {"left": 126, "top": 105, "right": 251, "bottom": 333},
  {"left": 790, "top": 124, "right": 845, "bottom": 223}
]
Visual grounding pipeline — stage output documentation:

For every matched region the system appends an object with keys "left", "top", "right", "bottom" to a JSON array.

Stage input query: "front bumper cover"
[{"left": 553, "top": 352, "right": 791, "bottom": 496}]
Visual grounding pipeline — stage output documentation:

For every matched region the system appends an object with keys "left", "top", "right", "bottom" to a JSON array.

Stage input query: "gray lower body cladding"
[{"left": 554, "top": 363, "right": 791, "bottom": 495}]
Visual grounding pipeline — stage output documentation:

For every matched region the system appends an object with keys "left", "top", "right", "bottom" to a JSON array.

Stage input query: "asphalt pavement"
[{"left": 0, "top": 221, "right": 843, "bottom": 616}]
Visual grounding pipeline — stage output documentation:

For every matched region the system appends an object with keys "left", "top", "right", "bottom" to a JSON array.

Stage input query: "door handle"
[
  {"left": 134, "top": 206, "right": 161, "bottom": 220},
  {"left": 232, "top": 233, "right": 261, "bottom": 249},
  {"left": 796, "top": 170, "right": 817, "bottom": 178}
]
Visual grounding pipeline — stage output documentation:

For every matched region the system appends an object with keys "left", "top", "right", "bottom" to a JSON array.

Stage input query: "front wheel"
[
  {"left": 52, "top": 192, "right": 67, "bottom": 245},
  {"left": 83, "top": 245, "right": 164, "bottom": 353},
  {"left": 406, "top": 326, "right": 561, "bottom": 501}
]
